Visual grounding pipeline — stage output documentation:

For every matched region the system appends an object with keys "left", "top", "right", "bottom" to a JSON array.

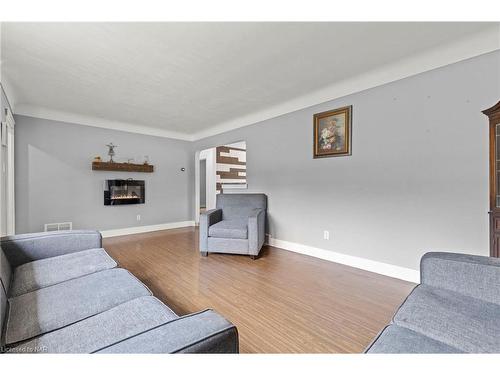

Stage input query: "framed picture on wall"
[{"left": 313, "top": 105, "right": 352, "bottom": 158}]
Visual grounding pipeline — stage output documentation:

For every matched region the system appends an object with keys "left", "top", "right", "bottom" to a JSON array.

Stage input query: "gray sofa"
[
  {"left": 366, "top": 252, "right": 500, "bottom": 353},
  {"left": 0, "top": 230, "right": 238, "bottom": 353},
  {"left": 200, "top": 194, "right": 267, "bottom": 259}
]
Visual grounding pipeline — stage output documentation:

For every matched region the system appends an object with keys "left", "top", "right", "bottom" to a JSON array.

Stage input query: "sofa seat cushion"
[
  {"left": 209, "top": 219, "right": 248, "bottom": 239},
  {"left": 366, "top": 324, "right": 462, "bottom": 353},
  {"left": 9, "top": 248, "right": 117, "bottom": 297},
  {"left": 393, "top": 285, "right": 500, "bottom": 353},
  {"left": 96, "top": 309, "right": 238, "bottom": 353},
  {"left": 5, "top": 268, "right": 151, "bottom": 345},
  {"left": 10, "top": 296, "right": 177, "bottom": 353}
]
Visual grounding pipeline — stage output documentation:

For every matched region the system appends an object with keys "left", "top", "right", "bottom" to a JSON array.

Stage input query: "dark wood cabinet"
[{"left": 483, "top": 100, "right": 500, "bottom": 257}]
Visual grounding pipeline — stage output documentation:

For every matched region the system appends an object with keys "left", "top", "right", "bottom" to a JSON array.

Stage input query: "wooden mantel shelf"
[{"left": 92, "top": 161, "right": 154, "bottom": 173}]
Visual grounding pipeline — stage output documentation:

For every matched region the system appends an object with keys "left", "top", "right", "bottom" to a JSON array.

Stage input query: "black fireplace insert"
[{"left": 104, "top": 179, "right": 145, "bottom": 205}]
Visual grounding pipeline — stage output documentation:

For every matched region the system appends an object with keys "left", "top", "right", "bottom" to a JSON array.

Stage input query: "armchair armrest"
[
  {"left": 1, "top": 230, "right": 102, "bottom": 267},
  {"left": 95, "top": 309, "right": 239, "bottom": 353},
  {"left": 199, "top": 209, "right": 222, "bottom": 252},
  {"left": 421, "top": 252, "right": 500, "bottom": 305},
  {"left": 248, "top": 208, "right": 266, "bottom": 256}
]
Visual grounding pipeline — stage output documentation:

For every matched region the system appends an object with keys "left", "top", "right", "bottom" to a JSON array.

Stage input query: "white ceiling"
[{"left": 1, "top": 22, "right": 499, "bottom": 140}]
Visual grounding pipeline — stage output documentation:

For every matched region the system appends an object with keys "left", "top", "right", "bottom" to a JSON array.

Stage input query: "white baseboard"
[
  {"left": 101, "top": 223, "right": 419, "bottom": 282},
  {"left": 266, "top": 236, "right": 420, "bottom": 283},
  {"left": 101, "top": 221, "right": 195, "bottom": 238}
]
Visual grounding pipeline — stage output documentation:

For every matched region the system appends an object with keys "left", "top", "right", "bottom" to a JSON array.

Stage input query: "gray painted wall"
[
  {"left": 193, "top": 51, "right": 500, "bottom": 270},
  {"left": 15, "top": 116, "right": 193, "bottom": 233},
  {"left": 12, "top": 52, "right": 500, "bottom": 270}
]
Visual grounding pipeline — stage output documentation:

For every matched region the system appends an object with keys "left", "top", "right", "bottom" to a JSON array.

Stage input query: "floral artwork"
[{"left": 313, "top": 106, "right": 352, "bottom": 158}]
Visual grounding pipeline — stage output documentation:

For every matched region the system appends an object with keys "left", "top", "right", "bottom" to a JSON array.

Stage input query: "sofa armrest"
[
  {"left": 95, "top": 309, "right": 239, "bottom": 353},
  {"left": 199, "top": 209, "right": 222, "bottom": 252},
  {"left": 421, "top": 252, "right": 500, "bottom": 305},
  {"left": 0, "top": 230, "right": 103, "bottom": 267},
  {"left": 248, "top": 208, "right": 266, "bottom": 255}
]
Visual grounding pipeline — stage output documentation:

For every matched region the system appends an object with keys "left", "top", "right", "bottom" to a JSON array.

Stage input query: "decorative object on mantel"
[
  {"left": 313, "top": 105, "right": 352, "bottom": 158},
  {"left": 92, "top": 161, "right": 154, "bottom": 173},
  {"left": 93, "top": 156, "right": 102, "bottom": 163},
  {"left": 106, "top": 143, "right": 118, "bottom": 162}
]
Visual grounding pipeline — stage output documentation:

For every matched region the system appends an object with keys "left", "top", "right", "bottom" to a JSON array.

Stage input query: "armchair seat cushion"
[
  {"left": 209, "top": 219, "right": 248, "bottom": 239},
  {"left": 9, "top": 248, "right": 117, "bottom": 297},
  {"left": 393, "top": 285, "right": 500, "bottom": 353}
]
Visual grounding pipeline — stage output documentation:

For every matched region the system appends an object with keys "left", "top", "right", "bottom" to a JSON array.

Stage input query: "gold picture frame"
[{"left": 313, "top": 105, "right": 352, "bottom": 158}]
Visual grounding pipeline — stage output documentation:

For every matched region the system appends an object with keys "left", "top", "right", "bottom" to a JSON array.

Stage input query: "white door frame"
[
  {"left": 194, "top": 147, "right": 217, "bottom": 224},
  {"left": 4, "top": 108, "right": 15, "bottom": 235},
  {"left": 194, "top": 150, "right": 200, "bottom": 224}
]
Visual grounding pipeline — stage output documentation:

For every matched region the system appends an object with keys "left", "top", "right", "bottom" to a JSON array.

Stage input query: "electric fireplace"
[{"left": 104, "top": 179, "right": 145, "bottom": 205}]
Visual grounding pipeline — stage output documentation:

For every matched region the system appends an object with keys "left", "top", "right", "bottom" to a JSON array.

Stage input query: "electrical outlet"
[
  {"left": 136, "top": 214, "right": 141, "bottom": 221},
  {"left": 323, "top": 230, "right": 330, "bottom": 240}
]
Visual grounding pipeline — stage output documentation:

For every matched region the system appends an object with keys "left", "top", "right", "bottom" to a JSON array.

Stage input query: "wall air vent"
[{"left": 44, "top": 222, "right": 73, "bottom": 232}]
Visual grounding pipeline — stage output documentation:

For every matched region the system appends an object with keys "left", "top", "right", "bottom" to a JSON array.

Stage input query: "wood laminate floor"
[{"left": 104, "top": 226, "right": 415, "bottom": 353}]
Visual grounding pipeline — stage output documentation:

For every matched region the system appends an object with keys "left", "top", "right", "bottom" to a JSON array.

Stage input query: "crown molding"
[
  {"left": 190, "top": 25, "right": 500, "bottom": 141},
  {"left": 13, "top": 104, "right": 194, "bottom": 141},
  {"left": 7, "top": 25, "right": 500, "bottom": 142}
]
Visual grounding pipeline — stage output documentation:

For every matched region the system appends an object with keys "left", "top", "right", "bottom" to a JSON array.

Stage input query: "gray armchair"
[{"left": 199, "top": 194, "right": 267, "bottom": 259}]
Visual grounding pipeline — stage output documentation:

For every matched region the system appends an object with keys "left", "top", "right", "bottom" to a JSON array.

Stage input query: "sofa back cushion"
[
  {"left": 1, "top": 245, "right": 12, "bottom": 295},
  {"left": 217, "top": 194, "right": 267, "bottom": 220},
  {"left": 421, "top": 252, "right": 500, "bottom": 306},
  {"left": 0, "top": 284, "right": 6, "bottom": 343},
  {"left": 0, "top": 245, "right": 9, "bottom": 344}
]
